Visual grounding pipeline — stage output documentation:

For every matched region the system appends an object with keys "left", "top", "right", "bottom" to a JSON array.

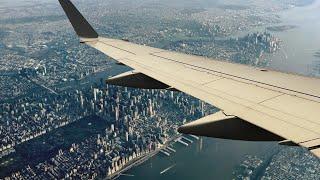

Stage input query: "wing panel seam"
[
  {"left": 99, "top": 40, "right": 136, "bottom": 55},
  {"left": 258, "top": 93, "right": 285, "bottom": 104},
  {"left": 150, "top": 52, "right": 320, "bottom": 101}
]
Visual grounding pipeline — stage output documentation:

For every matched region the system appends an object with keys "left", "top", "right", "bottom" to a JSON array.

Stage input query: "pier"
[
  {"left": 189, "top": 135, "right": 199, "bottom": 140},
  {"left": 182, "top": 136, "right": 193, "bottom": 143},
  {"left": 159, "top": 150, "right": 170, "bottom": 156},
  {"left": 166, "top": 146, "right": 176, "bottom": 153},
  {"left": 177, "top": 138, "right": 189, "bottom": 146},
  {"left": 120, "top": 173, "right": 134, "bottom": 177}
]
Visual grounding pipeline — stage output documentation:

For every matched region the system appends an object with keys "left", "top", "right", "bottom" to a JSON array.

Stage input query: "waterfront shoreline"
[{"left": 107, "top": 135, "right": 183, "bottom": 180}]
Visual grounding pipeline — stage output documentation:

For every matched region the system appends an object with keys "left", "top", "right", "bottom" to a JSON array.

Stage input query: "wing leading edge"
[{"left": 58, "top": 0, "right": 320, "bottom": 158}]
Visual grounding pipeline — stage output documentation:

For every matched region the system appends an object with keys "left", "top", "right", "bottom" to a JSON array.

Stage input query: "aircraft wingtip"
[{"left": 59, "top": 0, "right": 98, "bottom": 39}]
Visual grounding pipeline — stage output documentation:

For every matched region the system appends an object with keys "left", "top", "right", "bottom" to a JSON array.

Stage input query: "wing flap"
[
  {"left": 311, "top": 148, "right": 320, "bottom": 157},
  {"left": 260, "top": 94, "right": 320, "bottom": 125},
  {"left": 300, "top": 139, "right": 320, "bottom": 148}
]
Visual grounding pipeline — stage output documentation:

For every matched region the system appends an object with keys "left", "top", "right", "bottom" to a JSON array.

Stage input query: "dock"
[
  {"left": 159, "top": 149, "right": 170, "bottom": 156},
  {"left": 182, "top": 136, "right": 193, "bottom": 143},
  {"left": 189, "top": 135, "right": 199, "bottom": 140},
  {"left": 166, "top": 146, "right": 176, "bottom": 153},
  {"left": 120, "top": 173, "right": 134, "bottom": 177},
  {"left": 177, "top": 138, "right": 189, "bottom": 146}
]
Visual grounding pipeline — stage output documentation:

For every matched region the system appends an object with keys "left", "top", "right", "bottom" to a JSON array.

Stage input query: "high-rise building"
[
  {"left": 116, "top": 93, "right": 120, "bottom": 104},
  {"left": 134, "top": 107, "right": 138, "bottom": 119},
  {"left": 201, "top": 101, "right": 204, "bottom": 116},
  {"left": 115, "top": 106, "right": 119, "bottom": 122},
  {"left": 125, "top": 132, "right": 129, "bottom": 142},
  {"left": 93, "top": 88, "right": 98, "bottom": 101},
  {"left": 91, "top": 100, "right": 95, "bottom": 110},
  {"left": 148, "top": 99, "right": 153, "bottom": 116},
  {"left": 111, "top": 124, "right": 115, "bottom": 132},
  {"left": 80, "top": 93, "right": 84, "bottom": 108},
  {"left": 53, "top": 66, "right": 56, "bottom": 76}
]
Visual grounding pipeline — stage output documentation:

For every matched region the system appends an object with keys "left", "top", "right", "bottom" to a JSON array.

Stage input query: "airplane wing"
[{"left": 58, "top": 0, "right": 320, "bottom": 158}]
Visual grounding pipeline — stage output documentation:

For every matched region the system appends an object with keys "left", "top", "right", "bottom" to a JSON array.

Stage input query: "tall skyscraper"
[
  {"left": 115, "top": 106, "right": 119, "bottom": 122},
  {"left": 148, "top": 99, "right": 153, "bottom": 116},
  {"left": 43, "top": 65, "right": 47, "bottom": 75},
  {"left": 201, "top": 101, "right": 204, "bottom": 116},
  {"left": 125, "top": 132, "right": 129, "bottom": 142},
  {"left": 80, "top": 93, "right": 84, "bottom": 108},
  {"left": 111, "top": 124, "right": 115, "bottom": 132},
  {"left": 93, "top": 88, "right": 98, "bottom": 101}
]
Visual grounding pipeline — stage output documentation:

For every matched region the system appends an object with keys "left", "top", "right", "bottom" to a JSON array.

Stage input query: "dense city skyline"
[{"left": 1, "top": 0, "right": 320, "bottom": 179}]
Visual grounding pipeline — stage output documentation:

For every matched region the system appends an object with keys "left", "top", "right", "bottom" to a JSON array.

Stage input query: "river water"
[
  {"left": 119, "top": 1, "right": 320, "bottom": 179},
  {"left": 121, "top": 138, "right": 276, "bottom": 180},
  {"left": 268, "top": 0, "right": 320, "bottom": 76}
]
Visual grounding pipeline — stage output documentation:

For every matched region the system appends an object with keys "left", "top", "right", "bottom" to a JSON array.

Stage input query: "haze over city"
[{"left": 0, "top": 0, "right": 320, "bottom": 179}]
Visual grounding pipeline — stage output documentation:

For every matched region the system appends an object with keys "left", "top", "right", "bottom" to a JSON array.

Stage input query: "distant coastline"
[
  {"left": 294, "top": 0, "right": 316, "bottom": 7},
  {"left": 314, "top": 51, "right": 320, "bottom": 58},
  {"left": 266, "top": 25, "right": 297, "bottom": 32}
]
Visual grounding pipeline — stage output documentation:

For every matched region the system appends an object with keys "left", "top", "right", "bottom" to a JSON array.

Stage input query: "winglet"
[{"left": 59, "top": 0, "right": 98, "bottom": 38}]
